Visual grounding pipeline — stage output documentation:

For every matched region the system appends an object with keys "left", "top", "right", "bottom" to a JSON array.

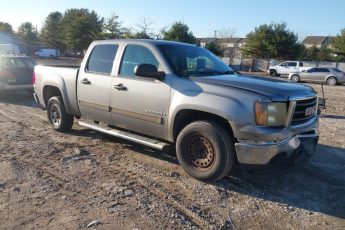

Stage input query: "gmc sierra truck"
[{"left": 33, "top": 40, "right": 319, "bottom": 182}]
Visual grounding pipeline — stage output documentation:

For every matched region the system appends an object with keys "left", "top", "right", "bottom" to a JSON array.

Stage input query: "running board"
[{"left": 78, "top": 121, "right": 170, "bottom": 151}]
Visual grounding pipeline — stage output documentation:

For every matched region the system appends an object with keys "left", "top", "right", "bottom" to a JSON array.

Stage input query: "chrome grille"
[{"left": 291, "top": 97, "right": 317, "bottom": 126}]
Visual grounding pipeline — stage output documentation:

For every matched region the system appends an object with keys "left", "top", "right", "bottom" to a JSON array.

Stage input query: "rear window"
[
  {"left": 86, "top": 44, "right": 118, "bottom": 74},
  {"left": 333, "top": 68, "right": 343, "bottom": 73}
]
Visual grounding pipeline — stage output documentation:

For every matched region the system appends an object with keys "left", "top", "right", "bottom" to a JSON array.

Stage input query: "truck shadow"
[
  {"left": 0, "top": 91, "right": 38, "bottom": 108},
  {"left": 319, "top": 114, "right": 345, "bottom": 120},
  {"left": 218, "top": 144, "right": 345, "bottom": 219}
]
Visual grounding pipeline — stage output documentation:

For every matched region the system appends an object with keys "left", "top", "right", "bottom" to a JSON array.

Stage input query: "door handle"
[
  {"left": 81, "top": 78, "right": 91, "bottom": 84},
  {"left": 114, "top": 83, "right": 127, "bottom": 91}
]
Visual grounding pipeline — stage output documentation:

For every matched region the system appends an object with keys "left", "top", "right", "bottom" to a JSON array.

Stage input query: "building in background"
[
  {"left": 0, "top": 31, "right": 26, "bottom": 54},
  {"left": 302, "top": 36, "right": 332, "bottom": 49}
]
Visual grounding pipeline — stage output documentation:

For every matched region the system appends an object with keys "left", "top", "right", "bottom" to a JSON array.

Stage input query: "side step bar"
[{"left": 78, "top": 121, "right": 171, "bottom": 151}]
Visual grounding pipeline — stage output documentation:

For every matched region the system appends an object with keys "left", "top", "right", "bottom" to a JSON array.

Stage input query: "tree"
[
  {"left": 332, "top": 29, "right": 345, "bottom": 61},
  {"left": 60, "top": 8, "right": 103, "bottom": 51},
  {"left": 241, "top": 22, "right": 303, "bottom": 60},
  {"left": 162, "top": 21, "right": 196, "bottom": 44},
  {"left": 103, "top": 13, "right": 123, "bottom": 39},
  {"left": 0, "top": 22, "right": 13, "bottom": 33},
  {"left": 17, "top": 22, "right": 39, "bottom": 44},
  {"left": 134, "top": 17, "right": 154, "bottom": 39},
  {"left": 205, "top": 41, "right": 222, "bottom": 56},
  {"left": 40, "top": 12, "right": 64, "bottom": 50}
]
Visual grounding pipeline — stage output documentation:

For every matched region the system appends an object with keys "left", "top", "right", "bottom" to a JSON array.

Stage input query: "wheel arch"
[{"left": 171, "top": 109, "right": 235, "bottom": 143}]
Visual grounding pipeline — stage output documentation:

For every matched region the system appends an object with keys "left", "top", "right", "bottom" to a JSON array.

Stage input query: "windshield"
[{"left": 158, "top": 44, "right": 233, "bottom": 77}]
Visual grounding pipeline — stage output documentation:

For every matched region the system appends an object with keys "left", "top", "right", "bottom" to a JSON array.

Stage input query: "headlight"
[{"left": 255, "top": 101, "right": 287, "bottom": 126}]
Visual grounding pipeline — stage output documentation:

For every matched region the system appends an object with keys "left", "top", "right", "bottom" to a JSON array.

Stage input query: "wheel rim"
[
  {"left": 292, "top": 76, "right": 298, "bottom": 82},
  {"left": 328, "top": 78, "right": 336, "bottom": 85},
  {"left": 186, "top": 135, "right": 215, "bottom": 171},
  {"left": 49, "top": 104, "right": 61, "bottom": 126}
]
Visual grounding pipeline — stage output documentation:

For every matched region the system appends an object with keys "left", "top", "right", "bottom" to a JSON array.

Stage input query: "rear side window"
[
  {"left": 299, "top": 62, "right": 303, "bottom": 67},
  {"left": 86, "top": 44, "right": 118, "bottom": 74},
  {"left": 316, "top": 68, "right": 330, "bottom": 73},
  {"left": 119, "top": 45, "right": 160, "bottom": 77},
  {"left": 288, "top": 62, "right": 297, "bottom": 67}
]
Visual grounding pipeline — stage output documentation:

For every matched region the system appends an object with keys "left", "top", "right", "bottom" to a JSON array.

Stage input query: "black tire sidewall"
[
  {"left": 47, "top": 96, "right": 73, "bottom": 132},
  {"left": 176, "top": 121, "right": 234, "bottom": 182},
  {"left": 269, "top": 70, "right": 277, "bottom": 77}
]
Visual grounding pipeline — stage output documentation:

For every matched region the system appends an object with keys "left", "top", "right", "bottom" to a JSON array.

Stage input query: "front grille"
[{"left": 291, "top": 97, "right": 317, "bottom": 126}]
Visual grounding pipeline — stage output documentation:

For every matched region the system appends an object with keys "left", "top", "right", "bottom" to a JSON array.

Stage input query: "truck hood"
[{"left": 191, "top": 74, "right": 317, "bottom": 101}]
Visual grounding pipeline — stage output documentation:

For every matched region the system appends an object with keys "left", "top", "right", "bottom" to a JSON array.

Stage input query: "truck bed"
[{"left": 34, "top": 65, "right": 80, "bottom": 116}]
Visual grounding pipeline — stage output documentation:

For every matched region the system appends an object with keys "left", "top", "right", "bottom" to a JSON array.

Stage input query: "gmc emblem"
[{"left": 305, "top": 106, "right": 316, "bottom": 116}]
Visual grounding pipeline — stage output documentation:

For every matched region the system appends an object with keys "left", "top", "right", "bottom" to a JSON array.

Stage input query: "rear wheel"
[
  {"left": 291, "top": 74, "right": 300, "bottom": 83},
  {"left": 176, "top": 121, "right": 235, "bottom": 182},
  {"left": 47, "top": 96, "right": 74, "bottom": 132},
  {"left": 269, "top": 69, "right": 277, "bottom": 77},
  {"left": 326, "top": 77, "right": 337, "bottom": 86}
]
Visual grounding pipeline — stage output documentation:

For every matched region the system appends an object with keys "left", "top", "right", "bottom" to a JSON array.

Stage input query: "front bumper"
[
  {"left": 232, "top": 117, "right": 319, "bottom": 166},
  {"left": 235, "top": 134, "right": 318, "bottom": 165}
]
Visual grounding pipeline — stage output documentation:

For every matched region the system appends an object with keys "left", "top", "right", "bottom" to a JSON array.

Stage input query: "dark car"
[{"left": 0, "top": 55, "right": 36, "bottom": 91}]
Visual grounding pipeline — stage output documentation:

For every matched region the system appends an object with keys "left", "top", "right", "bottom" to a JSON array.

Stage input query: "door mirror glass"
[{"left": 134, "top": 64, "right": 165, "bottom": 80}]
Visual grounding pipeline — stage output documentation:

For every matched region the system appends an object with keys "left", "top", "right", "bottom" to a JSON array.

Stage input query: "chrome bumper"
[{"left": 235, "top": 134, "right": 318, "bottom": 165}]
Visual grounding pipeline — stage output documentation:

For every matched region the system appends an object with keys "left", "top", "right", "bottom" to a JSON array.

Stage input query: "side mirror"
[{"left": 134, "top": 64, "right": 165, "bottom": 80}]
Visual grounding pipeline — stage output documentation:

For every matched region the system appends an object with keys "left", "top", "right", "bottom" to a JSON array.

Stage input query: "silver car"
[{"left": 289, "top": 67, "right": 345, "bottom": 85}]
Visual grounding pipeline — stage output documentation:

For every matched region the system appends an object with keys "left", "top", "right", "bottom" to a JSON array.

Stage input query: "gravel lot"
[{"left": 0, "top": 57, "right": 344, "bottom": 229}]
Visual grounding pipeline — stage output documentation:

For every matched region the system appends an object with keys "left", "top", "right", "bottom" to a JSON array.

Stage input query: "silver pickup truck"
[{"left": 33, "top": 39, "right": 319, "bottom": 182}]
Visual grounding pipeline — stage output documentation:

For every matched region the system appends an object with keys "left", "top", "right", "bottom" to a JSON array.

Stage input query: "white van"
[
  {"left": 0, "top": 44, "right": 20, "bottom": 55},
  {"left": 35, "top": 48, "right": 60, "bottom": 58}
]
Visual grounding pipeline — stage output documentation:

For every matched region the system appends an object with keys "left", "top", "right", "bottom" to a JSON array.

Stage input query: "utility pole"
[{"left": 214, "top": 30, "right": 217, "bottom": 38}]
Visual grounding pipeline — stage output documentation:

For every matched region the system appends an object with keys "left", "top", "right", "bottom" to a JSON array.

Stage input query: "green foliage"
[
  {"left": 103, "top": 13, "right": 123, "bottom": 39},
  {"left": 162, "top": 21, "right": 196, "bottom": 44},
  {"left": 0, "top": 22, "right": 13, "bottom": 33},
  {"left": 205, "top": 41, "right": 223, "bottom": 56},
  {"left": 241, "top": 22, "right": 303, "bottom": 59},
  {"left": 332, "top": 29, "right": 345, "bottom": 61},
  {"left": 60, "top": 8, "right": 103, "bottom": 51},
  {"left": 40, "top": 12, "right": 64, "bottom": 50},
  {"left": 302, "top": 45, "right": 334, "bottom": 62},
  {"left": 17, "top": 22, "right": 39, "bottom": 44}
]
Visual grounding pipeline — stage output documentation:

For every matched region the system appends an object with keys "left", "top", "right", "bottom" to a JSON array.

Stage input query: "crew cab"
[
  {"left": 33, "top": 40, "right": 319, "bottom": 182},
  {"left": 268, "top": 61, "right": 311, "bottom": 77}
]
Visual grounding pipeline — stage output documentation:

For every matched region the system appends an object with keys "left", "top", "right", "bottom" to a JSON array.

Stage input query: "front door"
[
  {"left": 111, "top": 44, "right": 171, "bottom": 139},
  {"left": 77, "top": 44, "right": 119, "bottom": 124}
]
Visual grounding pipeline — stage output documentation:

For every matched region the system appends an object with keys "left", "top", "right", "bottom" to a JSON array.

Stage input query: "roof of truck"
[{"left": 92, "top": 39, "right": 197, "bottom": 47}]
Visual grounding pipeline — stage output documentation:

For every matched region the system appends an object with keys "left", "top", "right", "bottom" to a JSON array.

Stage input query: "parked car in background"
[
  {"left": 35, "top": 48, "right": 60, "bottom": 59},
  {"left": 0, "top": 55, "right": 35, "bottom": 91},
  {"left": 268, "top": 61, "right": 311, "bottom": 77},
  {"left": 288, "top": 67, "right": 345, "bottom": 85}
]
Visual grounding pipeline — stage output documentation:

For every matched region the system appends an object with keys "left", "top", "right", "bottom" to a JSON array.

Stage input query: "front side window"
[
  {"left": 307, "top": 68, "right": 316, "bottom": 73},
  {"left": 119, "top": 45, "right": 160, "bottom": 77},
  {"left": 86, "top": 44, "right": 118, "bottom": 74}
]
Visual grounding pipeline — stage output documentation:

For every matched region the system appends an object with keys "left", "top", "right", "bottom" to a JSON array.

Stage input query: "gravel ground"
[{"left": 0, "top": 60, "right": 344, "bottom": 229}]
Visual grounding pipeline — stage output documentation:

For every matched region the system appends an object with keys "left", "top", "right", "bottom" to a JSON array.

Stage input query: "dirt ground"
[{"left": 0, "top": 59, "right": 344, "bottom": 229}]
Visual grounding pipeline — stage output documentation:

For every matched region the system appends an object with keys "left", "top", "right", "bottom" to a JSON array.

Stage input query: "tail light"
[{"left": 32, "top": 71, "right": 36, "bottom": 87}]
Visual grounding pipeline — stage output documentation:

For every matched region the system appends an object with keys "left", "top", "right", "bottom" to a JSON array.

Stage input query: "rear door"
[
  {"left": 315, "top": 68, "right": 330, "bottom": 82},
  {"left": 77, "top": 44, "right": 119, "bottom": 124}
]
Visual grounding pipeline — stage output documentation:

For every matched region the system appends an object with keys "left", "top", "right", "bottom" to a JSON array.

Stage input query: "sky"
[{"left": 0, "top": 0, "right": 344, "bottom": 40}]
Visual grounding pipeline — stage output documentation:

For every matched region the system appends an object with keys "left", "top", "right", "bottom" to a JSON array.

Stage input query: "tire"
[
  {"left": 269, "top": 69, "right": 277, "bottom": 77},
  {"left": 50, "top": 55, "right": 54, "bottom": 59},
  {"left": 290, "top": 74, "right": 300, "bottom": 83},
  {"left": 47, "top": 96, "right": 74, "bottom": 132},
  {"left": 176, "top": 121, "right": 235, "bottom": 182},
  {"left": 326, "top": 77, "right": 337, "bottom": 86}
]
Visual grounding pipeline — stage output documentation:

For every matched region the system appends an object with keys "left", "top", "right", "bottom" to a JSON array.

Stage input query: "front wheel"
[
  {"left": 47, "top": 96, "right": 74, "bottom": 132},
  {"left": 176, "top": 121, "right": 235, "bottom": 182}
]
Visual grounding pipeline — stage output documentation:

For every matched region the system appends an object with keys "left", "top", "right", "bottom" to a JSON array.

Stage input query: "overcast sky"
[{"left": 1, "top": 0, "right": 344, "bottom": 40}]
